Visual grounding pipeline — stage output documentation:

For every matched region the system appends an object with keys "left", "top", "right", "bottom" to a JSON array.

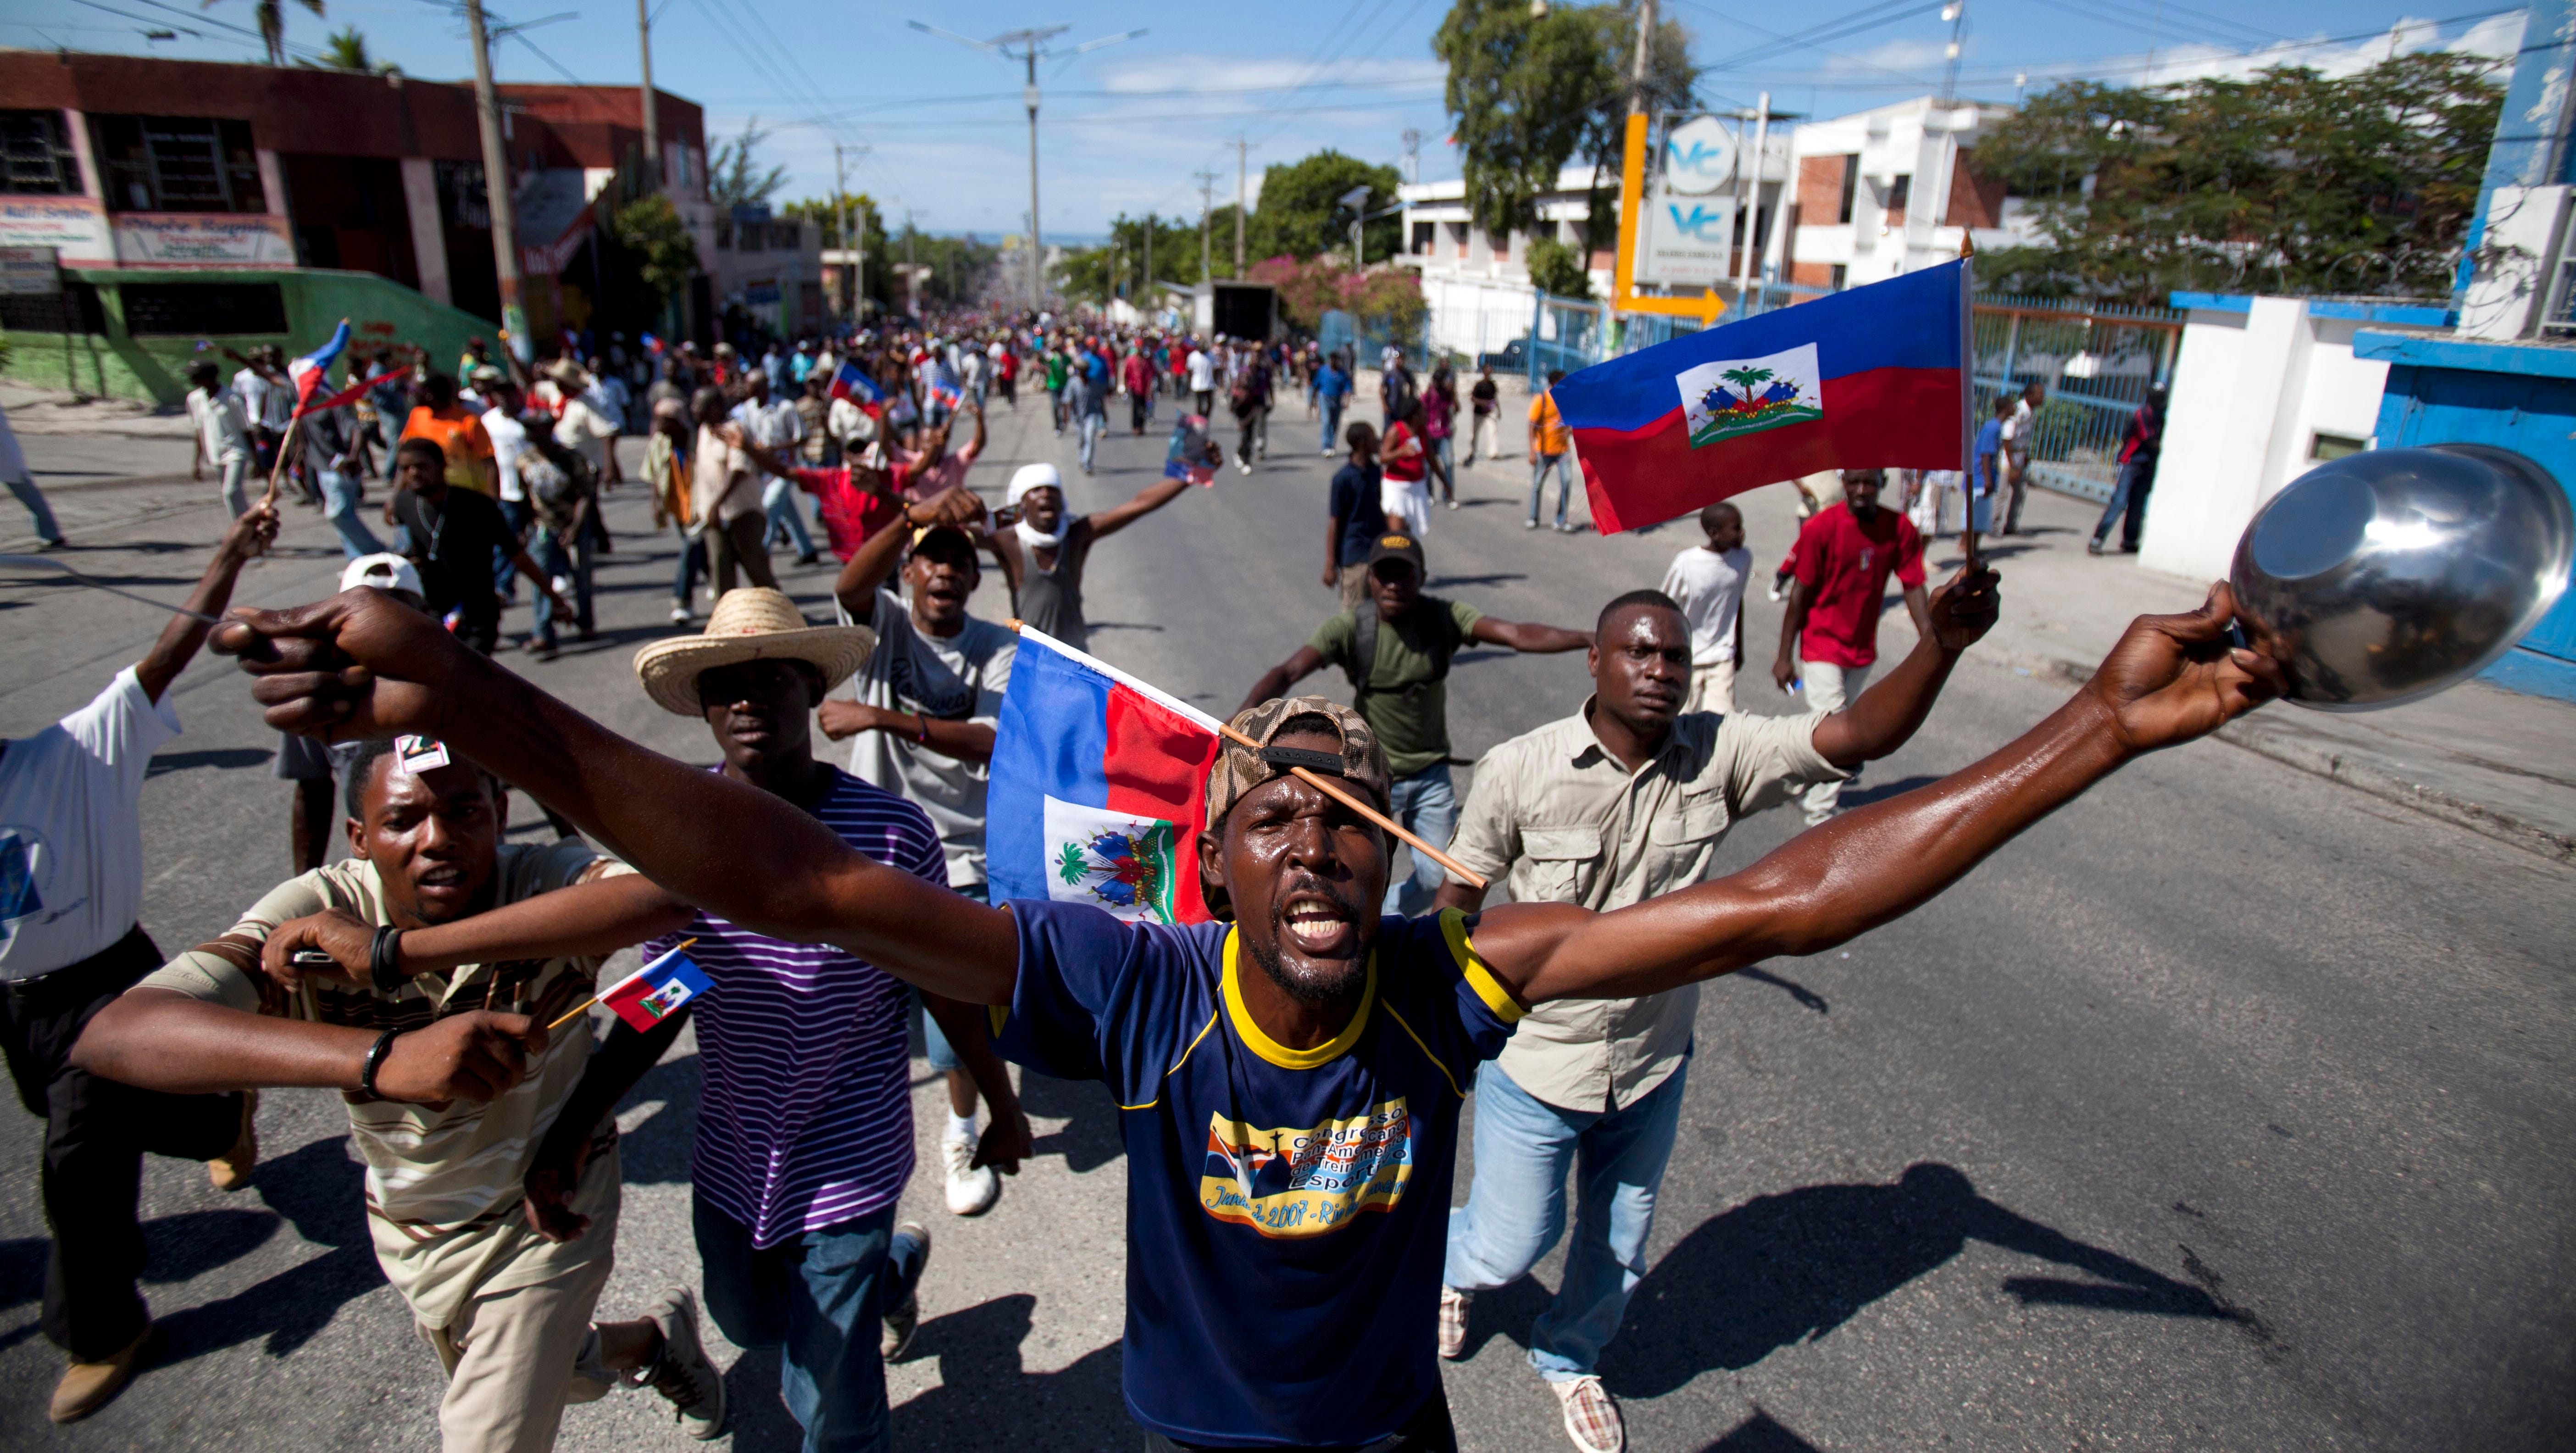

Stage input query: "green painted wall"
[{"left": 0, "top": 267, "right": 495, "bottom": 406}]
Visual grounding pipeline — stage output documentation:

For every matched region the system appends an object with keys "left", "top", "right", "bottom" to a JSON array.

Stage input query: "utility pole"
[
  {"left": 463, "top": 0, "right": 528, "bottom": 363},
  {"left": 1195, "top": 169, "right": 1217, "bottom": 286},
  {"left": 1732, "top": 94, "right": 1770, "bottom": 315},
  {"left": 1628, "top": 0, "right": 1658, "bottom": 115},
  {"left": 907, "top": 22, "right": 1145, "bottom": 311},
  {"left": 833, "top": 142, "right": 858, "bottom": 323},
  {"left": 1143, "top": 211, "right": 1154, "bottom": 304},
  {"left": 1401, "top": 128, "right": 1421, "bottom": 184},
  {"left": 635, "top": 0, "right": 659, "bottom": 176},
  {"left": 1230, "top": 136, "right": 1254, "bottom": 276},
  {"left": 1939, "top": 0, "right": 1966, "bottom": 104}
]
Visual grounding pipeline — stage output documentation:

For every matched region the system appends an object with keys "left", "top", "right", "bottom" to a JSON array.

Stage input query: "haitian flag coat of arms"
[
  {"left": 988, "top": 625, "right": 1224, "bottom": 925},
  {"left": 1553, "top": 259, "right": 1973, "bottom": 533}
]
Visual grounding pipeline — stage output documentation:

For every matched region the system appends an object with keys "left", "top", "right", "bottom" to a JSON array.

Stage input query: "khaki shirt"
[
  {"left": 1445, "top": 702, "right": 1843, "bottom": 1112},
  {"left": 137, "top": 840, "right": 632, "bottom": 1329}
]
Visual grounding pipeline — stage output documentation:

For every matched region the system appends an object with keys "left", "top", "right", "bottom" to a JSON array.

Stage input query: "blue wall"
[{"left": 2359, "top": 330, "right": 2576, "bottom": 701}]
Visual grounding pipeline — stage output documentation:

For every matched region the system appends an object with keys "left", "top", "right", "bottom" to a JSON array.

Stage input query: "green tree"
[
  {"left": 1251, "top": 150, "right": 1405, "bottom": 263},
  {"left": 781, "top": 192, "right": 893, "bottom": 308},
  {"left": 214, "top": 0, "right": 324, "bottom": 66},
  {"left": 1976, "top": 54, "right": 2504, "bottom": 304},
  {"left": 296, "top": 24, "right": 395, "bottom": 74},
  {"left": 708, "top": 120, "right": 789, "bottom": 212},
  {"left": 1525, "top": 235, "right": 1592, "bottom": 297},
  {"left": 1435, "top": 0, "right": 1694, "bottom": 239},
  {"left": 600, "top": 192, "right": 700, "bottom": 332}
]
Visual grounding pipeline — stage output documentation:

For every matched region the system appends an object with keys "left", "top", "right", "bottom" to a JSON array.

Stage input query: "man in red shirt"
[
  {"left": 1772, "top": 468, "right": 1934, "bottom": 824},
  {"left": 1120, "top": 345, "right": 1156, "bottom": 435}
]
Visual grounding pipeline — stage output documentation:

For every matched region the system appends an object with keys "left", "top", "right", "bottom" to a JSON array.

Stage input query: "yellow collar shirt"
[{"left": 1443, "top": 701, "right": 1844, "bottom": 1112}]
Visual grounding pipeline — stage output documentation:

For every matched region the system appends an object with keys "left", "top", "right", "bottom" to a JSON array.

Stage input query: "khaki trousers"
[
  {"left": 418, "top": 1249, "right": 616, "bottom": 1453},
  {"left": 1339, "top": 562, "right": 1372, "bottom": 614},
  {"left": 1684, "top": 657, "right": 1737, "bottom": 717},
  {"left": 706, "top": 511, "right": 778, "bottom": 597},
  {"left": 1796, "top": 659, "right": 1871, "bottom": 825}
]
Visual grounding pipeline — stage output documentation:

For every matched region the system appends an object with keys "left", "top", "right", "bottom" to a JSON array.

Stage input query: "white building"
[
  {"left": 712, "top": 210, "right": 824, "bottom": 338},
  {"left": 1782, "top": 96, "right": 2037, "bottom": 291}
]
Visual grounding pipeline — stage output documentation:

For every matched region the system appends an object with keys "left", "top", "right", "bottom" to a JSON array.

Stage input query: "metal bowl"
[{"left": 2228, "top": 445, "right": 2574, "bottom": 712}]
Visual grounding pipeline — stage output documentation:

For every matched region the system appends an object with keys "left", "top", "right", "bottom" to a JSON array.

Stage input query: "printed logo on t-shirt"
[
  {"left": 1199, "top": 1099, "right": 1415, "bottom": 1238},
  {"left": 0, "top": 830, "right": 41, "bottom": 934}
]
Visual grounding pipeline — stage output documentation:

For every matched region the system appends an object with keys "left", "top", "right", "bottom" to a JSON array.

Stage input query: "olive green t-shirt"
[{"left": 1307, "top": 597, "right": 1484, "bottom": 777}]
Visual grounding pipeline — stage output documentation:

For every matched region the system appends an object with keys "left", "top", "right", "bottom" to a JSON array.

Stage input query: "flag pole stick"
[
  {"left": 1957, "top": 230, "right": 1982, "bottom": 573},
  {"left": 259, "top": 412, "right": 303, "bottom": 510},
  {"left": 1212, "top": 722, "right": 1488, "bottom": 891},
  {"left": 546, "top": 938, "right": 697, "bottom": 1032}
]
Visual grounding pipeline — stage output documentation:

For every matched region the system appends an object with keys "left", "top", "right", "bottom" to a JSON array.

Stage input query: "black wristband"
[
  {"left": 369, "top": 924, "right": 405, "bottom": 995},
  {"left": 358, "top": 1028, "right": 400, "bottom": 1098}
]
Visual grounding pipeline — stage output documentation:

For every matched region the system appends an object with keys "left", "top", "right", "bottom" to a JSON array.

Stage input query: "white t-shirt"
[
  {"left": 837, "top": 590, "right": 1015, "bottom": 889},
  {"left": 0, "top": 667, "right": 183, "bottom": 980},
  {"left": 2002, "top": 398, "right": 2034, "bottom": 449},
  {"left": 1187, "top": 349, "right": 1215, "bottom": 392},
  {"left": 482, "top": 407, "right": 530, "bottom": 503},
  {"left": 1660, "top": 544, "right": 1753, "bottom": 667},
  {"left": 189, "top": 387, "right": 252, "bottom": 465},
  {"left": 554, "top": 397, "right": 619, "bottom": 472},
  {"left": 730, "top": 397, "right": 803, "bottom": 483}
]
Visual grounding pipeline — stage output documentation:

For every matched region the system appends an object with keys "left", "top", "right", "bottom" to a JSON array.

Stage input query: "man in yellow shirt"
[{"left": 1527, "top": 368, "right": 1577, "bottom": 532}]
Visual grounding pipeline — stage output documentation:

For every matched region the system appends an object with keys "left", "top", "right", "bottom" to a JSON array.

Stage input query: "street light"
[
  {"left": 1342, "top": 186, "right": 1405, "bottom": 273},
  {"left": 908, "top": 20, "right": 1145, "bottom": 309}
]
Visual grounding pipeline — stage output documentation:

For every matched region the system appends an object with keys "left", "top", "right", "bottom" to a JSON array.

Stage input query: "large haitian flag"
[
  {"left": 988, "top": 626, "right": 1225, "bottom": 926},
  {"left": 1556, "top": 260, "right": 1972, "bottom": 534}
]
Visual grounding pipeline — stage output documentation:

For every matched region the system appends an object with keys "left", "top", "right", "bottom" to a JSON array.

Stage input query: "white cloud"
[
  {"left": 1094, "top": 53, "right": 1443, "bottom": 95},
  {"left": 2118, "top": 12, "right": 2527, "bottom": 89},
  {"left": 1830, "top": 36, "right": 1951, "bottom": 78}
]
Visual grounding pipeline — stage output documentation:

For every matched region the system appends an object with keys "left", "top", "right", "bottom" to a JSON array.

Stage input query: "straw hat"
[{"left": 633, "top": 588, "right": 877, "bottom": 717}]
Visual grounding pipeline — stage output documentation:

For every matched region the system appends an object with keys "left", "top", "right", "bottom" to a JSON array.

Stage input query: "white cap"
[
  {"left": 1006, "top": 462, "right": 1064, "bottom": 507},
  {"left": 341, "top": 552, "right": 423, "bottom": 597}
]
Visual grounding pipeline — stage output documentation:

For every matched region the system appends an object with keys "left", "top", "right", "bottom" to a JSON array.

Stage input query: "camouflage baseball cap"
[{"left": 1204, "top": 695, "right": 1391, "bottom": 829}]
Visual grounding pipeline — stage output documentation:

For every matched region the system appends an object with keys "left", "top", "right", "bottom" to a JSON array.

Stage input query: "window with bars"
[
  {"left": 0, "top": 111, "right": 78, "bottom": 195},
  {"left": 88, "top": 116, "right": 266, "bottom": 214}
]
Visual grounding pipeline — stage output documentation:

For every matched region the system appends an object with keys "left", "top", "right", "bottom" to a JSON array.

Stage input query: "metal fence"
[{"left": 1971, "top": 293, "right": 2183, "bottom": 502}]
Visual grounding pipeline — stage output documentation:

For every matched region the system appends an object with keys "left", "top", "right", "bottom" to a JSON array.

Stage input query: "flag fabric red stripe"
[
  {"left": 1101, "top": 686, "right": 1221, "bottom": 925},
  {"left": 295, "top": 367, "right": 402, "bottom": 419},
  {"left": 1574, "top": 365, "right": 1965, "bottom": 534}
]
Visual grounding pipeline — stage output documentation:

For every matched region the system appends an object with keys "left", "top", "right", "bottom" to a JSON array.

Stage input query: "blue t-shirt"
[
  {"left": 995, "top": 901, "right": 1522, "bottom": 1446},
  {"left": 1974, "top": 418, "right": 2004, "bottom": 493},
  {"left": 1317, "top": 365, "right": 1352, "bottom": 401},
  {"left": 1329, "top": 461, "right": 1385, "bottom": 566}
]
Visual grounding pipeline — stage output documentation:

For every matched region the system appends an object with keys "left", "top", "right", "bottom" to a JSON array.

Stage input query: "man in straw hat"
[
  {"left": 204, "top": 573, "right": 2287, "bottom": 1451},
  {"left": 69, "top": 735, "right": 728, "bottom": 1448},
  {"left": 633, "top": 586, "right": 1028, "bottom": 1445}
]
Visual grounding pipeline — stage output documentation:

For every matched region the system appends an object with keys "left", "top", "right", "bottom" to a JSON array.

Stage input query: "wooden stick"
[
  {"left": 545, "top": 938, "right": 697, "bottom": 1032},
  {"left": 258, "top": 411, "right": 303, "bottom": 509},
  {"left": 1214, "top": 722, "right": 1488, "bottom": 891}
]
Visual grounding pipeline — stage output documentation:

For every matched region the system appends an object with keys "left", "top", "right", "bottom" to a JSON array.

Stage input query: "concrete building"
[
  {"left": 1781, "top": 96, "right": 2035, "bottom": 291},
  {"left": 713, "top": 209, "right": 824, "bottom": 342}
]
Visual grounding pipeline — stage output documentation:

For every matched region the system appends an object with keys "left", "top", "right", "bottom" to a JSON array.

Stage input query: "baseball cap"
[
  {"left": 1365, "top": 533, "right": 1426, "bottom": 575},
  {"left": 1204, "top": 695, "right": 1392, "bottom": 833},
  {"left": 340, "top": 552, "right": 424, "bottom": 597},
  {"left": 907, "top": 522, "right": 979, "bottom": 559}
]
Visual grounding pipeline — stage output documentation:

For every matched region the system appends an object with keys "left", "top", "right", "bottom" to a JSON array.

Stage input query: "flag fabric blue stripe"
[
  {"left": 989, "top": 637, "right": 1114, "bottom": 907},
  {"left": 1553, "top": 262, "right": 1968, "bottom": 433}
]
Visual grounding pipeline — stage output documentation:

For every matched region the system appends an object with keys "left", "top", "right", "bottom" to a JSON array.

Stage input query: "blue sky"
[{"left": 9, "top": 0, "right": 2528, "bottom": 239}]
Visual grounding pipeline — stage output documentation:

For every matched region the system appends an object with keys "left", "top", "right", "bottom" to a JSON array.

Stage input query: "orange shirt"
[
  {"left": 401, "top": 405, "right": 496, "bottom": 495},
  {"left": 1528, "top": 390, "right": 1571, "bottom": 456}
]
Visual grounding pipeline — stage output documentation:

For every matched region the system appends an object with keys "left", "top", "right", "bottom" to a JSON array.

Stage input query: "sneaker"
[
  {"left": 50, "top": 1323, "right": 148, "bottom": 1423},
  {"left": 880, "top": 1221, "right": 932, "bottom": 1360},
  {"left": 2086, "top": 540, "right": 2105, "bottom": 556},
  {"left": 942, "top": 1133, "right": 999, "bottom": 1216},
  {"left": 1765, "top": 584, "right": 1784, "bottom": 602},
  {"left": 1437, "top": 1286, "right": 1470, "bottom": 1360},
  {"left": 1524, "top": 519, "right": 1539, "bottom": 529},
  {"left": 633, "top": 1287, "right": 726, "bottom": 1440},
  {"left": 795, "top": 552, "right": 820, "bottom": 567},
  {"left": 1551, "top": 1375, "right": 1625, "bottom": 1453},
  {"left": 207, "top": 1090, "right": 258, "bottom": 1191},
  {"left": 669, "top": 603, "right": 693, "bottom": 624},
  {"left": 1445, "top": 499, "right": 1461, "bottom": 510},
  {"left": 1236, "top": 461, "right": 1253, "bottom": 475}
]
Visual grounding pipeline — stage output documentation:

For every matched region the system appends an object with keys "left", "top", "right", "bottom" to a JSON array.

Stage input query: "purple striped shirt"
[{"left": 649, "top": 766, "right": 947, "bottom": 1247}]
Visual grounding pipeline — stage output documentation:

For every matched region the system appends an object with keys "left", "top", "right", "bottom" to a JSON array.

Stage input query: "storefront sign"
[
  {"left": 0, "top": 246, "right": 62, "bottom": 295},
  {"left": 111, "top": 213, "right": 297, "bottom": 267},
  {"left": 1636, "top": 194, "right": 1737, "bottom": 287},
  {"left": 0, "top": 197, "right": 113, "bottom": 267}
]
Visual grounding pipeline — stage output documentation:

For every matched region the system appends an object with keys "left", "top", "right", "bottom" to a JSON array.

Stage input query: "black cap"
[{"left": 1366, "top": 532, "right": 1425, "bottom": 575}]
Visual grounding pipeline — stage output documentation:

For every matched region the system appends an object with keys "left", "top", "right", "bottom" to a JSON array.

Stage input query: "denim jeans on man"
[
  {"left": 495, "top": 495, "right": 532, "bottom": 603},
  {"left": 1078, "top": 410, "right": 1107, "bottom": 473},
  {"left": 694, "top": 1193, "right": 925, "bottom": 1453},
  {"left": 317, "top": 467, "right": 386, "bottom": 560},
  {"left": 531, "top": 524, "right": 595, "bottom": 647},
  {"left": 1380, "top": 764, "right": 1458, "bottom": 917},
  {"left": 1443, "top": 1053, "right": 1690, "bottom": 1383},
  {"left": 1320, "top": 395, "right": 1345, "bottom": 453},
  {"left": 1527, "top": 452, "right": 1574, "bottom": 528},
  {"left": 763, "top": 473, "right": 818, "bottom": 558},
  {"left": 6, "top": 472, "right": 63, "bottom": 545},
  {"left": 2092, "top": 456, "right": 2157, "bottom": 551}
]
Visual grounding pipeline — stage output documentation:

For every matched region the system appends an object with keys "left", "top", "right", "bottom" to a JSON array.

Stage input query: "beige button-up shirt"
[{"left": 1445, "top": 701, "right": 1844, "bottom": 1112}]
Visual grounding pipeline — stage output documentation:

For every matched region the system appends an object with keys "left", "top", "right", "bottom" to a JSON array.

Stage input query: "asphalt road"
[{"left": 1, "top": 393, "right": 2570, "bottom": 1452}]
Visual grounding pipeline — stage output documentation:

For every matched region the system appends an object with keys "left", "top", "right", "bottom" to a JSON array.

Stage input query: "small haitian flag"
[
  {"left": 828, "top": 358, "right": 885, "bottom": 415},
  {"left": 988, "top": 626, "right": 1224, "bottom": 925},
  {"left": 1553, "top": 260, "right": 1973, "bottom": 533},
  {"left": 597, "top": 945, "right": 713, "bottom": 1031},
  {"left": 1164, "top": 412, "right": 1220, "bottom": 487}
]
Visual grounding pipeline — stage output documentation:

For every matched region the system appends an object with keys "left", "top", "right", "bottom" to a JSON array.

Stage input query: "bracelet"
[
  {"left": 369, "top": 924, "right": 406, "bottom": 995},
  {"left": 357, "top": 1028, "right": 400, "bottom": 1098},
  {"left": 913, "top": 715, "right": 933, "bottom": 744}
]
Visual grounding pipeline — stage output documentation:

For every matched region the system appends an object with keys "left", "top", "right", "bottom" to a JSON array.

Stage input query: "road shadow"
[
  {"left": 1699, "top": 1406, "right": 1827, "bottom": 1451},
  {"left": 146, "top": 747, "right": 274, "bottom": 777},
  {"left": 1735, "top": 967, "right": 1828, "bottom": 1014},
  {"left": 1589, "top": 1163, "right": 2234, "bottom": 1399},
  {"left": 151, "top": 1136, "right": 386, "bottom": 1364},
  {"left": 610, "top": 1051, "right": 703, "bottom": 1184},
  {"left": 889, "top": 1294, "right": 1126, "bottom": 1451},
  {"left": 1016, "top": 1066, "right": 1126, "bottom": 1176},
  {"left": 1426, "top": 573, "right": 1528, "bottom": 589},
  {"left": 1086, "top": 622, "right": 1166, "bottom": 635}
]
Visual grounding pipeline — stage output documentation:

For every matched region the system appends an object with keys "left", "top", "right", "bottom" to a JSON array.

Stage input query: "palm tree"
[
  {"left": 297, "top": 23, "right": 397, "bottom": 75},
  {"left": 210, "top": 0, "right": 326, "bottom": 66},
  {"left": 1719, "top": 365, "right": 1773, "bottom": 409}
]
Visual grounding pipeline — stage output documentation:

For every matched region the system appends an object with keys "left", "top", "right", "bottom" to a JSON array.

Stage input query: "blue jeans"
[
  {"left": 1321, "top": 395, "right": 1345, "bottom": 453},
  {"left": 1528, "top": 453, "right": 1573, "bottom": 527},
  {"left": 2093, "top": 456, "right": 2156, "bottom": 549},
  {"left": 496, "top": 495, "right": 532, "bottom": 601},
  {"left": 317, "top": 468, "right": 383, "bottom": 559},
  {"left": 531, "top": 527, "right": 595, "bottom": 645},
  {"left": 694, "top": 1194, "right": 925, "bottom": 1453},
  {"left": 1381, "top": 764, "right": 1458, "bottom": 917},
  {"left": 1078, "top": 411, "right": 1105, "bottom": 472},
  {"left": 922, "top": 880, "right": 986, "bottom": 1072},
  {"left": 765, "top": 474, "right": 818, "bottom": 558},
  {"left": 1444, "top": 1054, "right": 1691, "bottom": 1381},
  {"left": 6, "top": 472, "right": 62, "bottom": 544},
  {"left": 672, "top": 523, "right": 707, "bottom": 606}
]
